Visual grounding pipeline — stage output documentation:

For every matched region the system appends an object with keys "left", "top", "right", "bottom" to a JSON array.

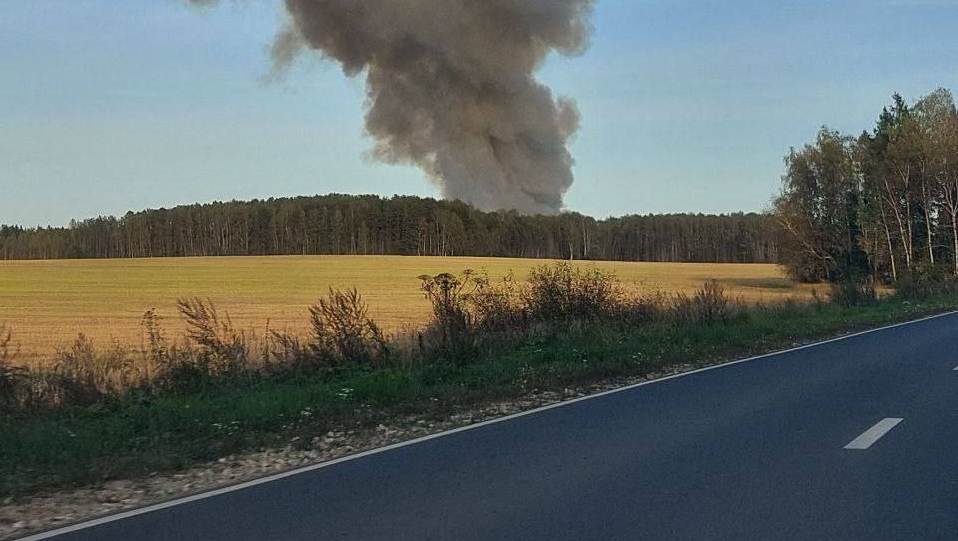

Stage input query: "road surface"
[{"left": 24, "top": 312, "right": 958, "bottom": 540}]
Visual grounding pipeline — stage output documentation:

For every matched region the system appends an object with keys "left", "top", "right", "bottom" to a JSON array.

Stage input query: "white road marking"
[
  {"left": 953, "top": 365, "right": 958, "bottom": 371},
  {"left": 844, "top": 418, "right": 904, "bottom": 450},
  {"left": 17, "top": 310, "right": 958, "bottom": 541}
]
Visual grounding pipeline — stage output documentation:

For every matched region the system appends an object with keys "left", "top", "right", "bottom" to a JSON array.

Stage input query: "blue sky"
[{"left": 2, "top": 0, "right": 957, "bottom": 227}]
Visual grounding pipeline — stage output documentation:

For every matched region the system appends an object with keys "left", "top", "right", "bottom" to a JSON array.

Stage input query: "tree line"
[
  {"left": 775, "top": 88, "right": 958, "bottom": 284},
  {"left": 0, "top": 194, "right": 780, "bottom": 264}
]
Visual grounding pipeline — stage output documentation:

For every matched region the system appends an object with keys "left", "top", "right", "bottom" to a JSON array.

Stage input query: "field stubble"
[{"left": 0, "top": 255, "right": 816, "bottom": 366}]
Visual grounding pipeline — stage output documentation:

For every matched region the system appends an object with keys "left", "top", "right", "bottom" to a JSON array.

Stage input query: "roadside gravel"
[{"left": 0, "top": 362, "right": 700, "bottom": 540}]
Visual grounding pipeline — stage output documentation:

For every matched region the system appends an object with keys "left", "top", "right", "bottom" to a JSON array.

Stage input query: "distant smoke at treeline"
[
  {"left": 190, "top": 0, "right": 594, "bottom": 215},
  {"left": 0, "top": 195, "right": 780, "bottom": 263}
]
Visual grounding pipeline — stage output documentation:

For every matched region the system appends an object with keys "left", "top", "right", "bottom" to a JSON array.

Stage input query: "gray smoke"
[{"left": 196, "top": 1, "right": 595, "bottom": 214}]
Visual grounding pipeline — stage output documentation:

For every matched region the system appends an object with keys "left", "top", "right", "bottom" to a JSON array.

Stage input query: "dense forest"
[
  {"left": 775, "top": 88, "right": 958, "bottom": 284},
  {"left": 0, "top": 195, "right": 780, "bottom": 264}
]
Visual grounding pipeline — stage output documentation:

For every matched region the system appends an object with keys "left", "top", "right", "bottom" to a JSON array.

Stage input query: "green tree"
[{"left": 775, "top": 128, "right": 869, "bottom": 282}]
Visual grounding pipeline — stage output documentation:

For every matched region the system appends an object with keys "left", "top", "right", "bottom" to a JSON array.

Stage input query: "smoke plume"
[{"left": 196, "top": 1, "right": 595, "bottom": 214}]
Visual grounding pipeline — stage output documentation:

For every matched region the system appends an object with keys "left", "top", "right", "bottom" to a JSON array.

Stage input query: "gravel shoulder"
[
  {"left": 6, "top": 304, "right": 955, "bottom": 540},
  {"left": 1, "top": 363, "right": 699, "bottom": 541}
]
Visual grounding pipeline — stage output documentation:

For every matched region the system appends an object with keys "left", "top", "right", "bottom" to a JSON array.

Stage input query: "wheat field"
[{"left": 0, "top": 255, "right": 817, "bottom": 365}]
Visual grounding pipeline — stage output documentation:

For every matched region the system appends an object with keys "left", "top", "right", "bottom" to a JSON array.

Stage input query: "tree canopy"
[
  {"left": 776, "top": 88, "right": 958, "bottom": 283},
  {"left": 0, "top": 194, "right": 779, "bottom": 264}
]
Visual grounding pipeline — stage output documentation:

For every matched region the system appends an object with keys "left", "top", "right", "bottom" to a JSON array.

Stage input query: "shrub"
[
  {"left": 264, "top": 330, "right": 310, "bottom": 369},
  {"left": 418, "top": 272, "right": 476, "bottom": 354},
  {"left": 463, "top": 271, "right": 527, "bottom": 333},
  {"left": 830, "top": 278, "right": 877, "bottom": 307},
  {"left": 893, "top": 274, "right": 923, "bottom": 300},
  {"left": 49, "top": 334, "right": 104, "bottom": 405},
  {"left": 309, "top": 288, "right": 388, "bottom": 366},
  {"left": 670, "top": 280, "right": 736, "bottom": 324},
  {"left": 0, "top": 324, "right": 16, "bottom": 364},
  {"left": 524, "top": 262, "right": 621, "bottom": 321},
  {"left": 47, "top": 334, "right": 141, "bottom": 406},
  {"left": 141, "top": 308, "right": 169, "bottom": 368},
  {"left": 0, "top": 324, "right": 26, "bottom": 412},
  {"left": 177, "top": 298, "right": 250, "bottom": 377},
  {"left": 618, "top": 291, "right": 669, "bottom": 325},
  {"left": 139, "top": 308, "right": 201, "bottom": 391},
  {"left": 894, "top": 271, "right": 958, "bottom": 301}
]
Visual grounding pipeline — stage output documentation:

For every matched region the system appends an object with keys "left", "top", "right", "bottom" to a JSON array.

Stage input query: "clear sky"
[{"left": 2, "top": 0, "right": 957, "bottom": 227}]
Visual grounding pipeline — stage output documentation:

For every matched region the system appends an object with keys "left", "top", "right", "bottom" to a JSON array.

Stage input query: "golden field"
[{"left": 0, "top": 256, "right": 817, "bottom": 365}]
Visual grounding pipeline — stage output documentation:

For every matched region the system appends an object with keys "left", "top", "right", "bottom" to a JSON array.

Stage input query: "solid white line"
[
  {"left": 844, "top": 418, "right": 904, "bottom": 450},
  {"left": 17, "top": 309, "right": 958, "bottom": 541}
]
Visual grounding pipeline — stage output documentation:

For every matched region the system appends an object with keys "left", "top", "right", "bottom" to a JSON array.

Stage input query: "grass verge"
[{"left": 3, "top": 293, "right": 956, "bottom": 500}]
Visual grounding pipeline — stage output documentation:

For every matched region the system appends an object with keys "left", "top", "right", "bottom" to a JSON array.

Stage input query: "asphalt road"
[{"left": 26, "top": 312, "right": 958, "bottom": 541}]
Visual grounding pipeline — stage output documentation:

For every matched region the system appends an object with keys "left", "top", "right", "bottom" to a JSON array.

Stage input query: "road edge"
[{"left": 16, "top": 308, "right": 958, "bottom": 541}]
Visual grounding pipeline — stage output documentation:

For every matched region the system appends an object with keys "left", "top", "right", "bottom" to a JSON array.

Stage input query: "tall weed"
[
  {"left": 309, "top": 288, "right": 388, "bottom": 366},
  {"left": 177, "top": 298, "right": 250, "bottom": 377},
  {"left": 0, "top": 324, "right": 25, "bottom": 411},
  {"left": 670, "top": 280, "right": 738, "bottom": 324},
  {"left": 419, "top": 272, "right": 477, "bottom": 354}
]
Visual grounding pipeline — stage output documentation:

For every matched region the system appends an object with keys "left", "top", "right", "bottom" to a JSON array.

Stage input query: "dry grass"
[{"left": 0, "top": 255, "right": 817, "bottom": 366}]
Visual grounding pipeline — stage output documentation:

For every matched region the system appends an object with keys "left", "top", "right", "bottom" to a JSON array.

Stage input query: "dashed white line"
[
  {"left": 844, "top": 418, "right": 904, "bottom": 450},
  {"left": 17, "top": 310, "right": 958, "bottom": 541}
]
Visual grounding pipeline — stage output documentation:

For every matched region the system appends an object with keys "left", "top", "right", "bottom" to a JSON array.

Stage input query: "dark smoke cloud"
[{"left": 194, "top": 1, "right": 595, "bottom": 214}]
